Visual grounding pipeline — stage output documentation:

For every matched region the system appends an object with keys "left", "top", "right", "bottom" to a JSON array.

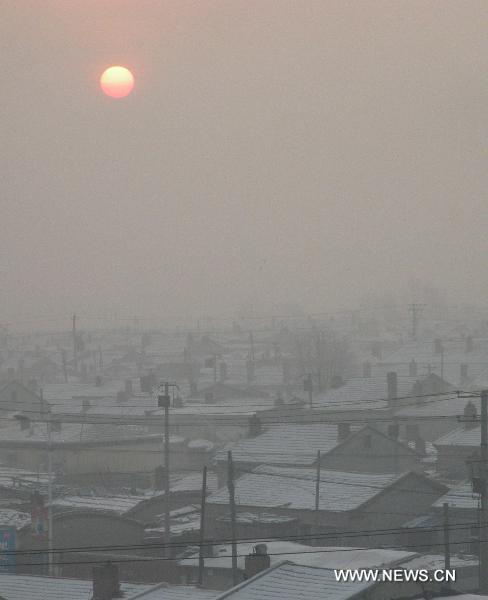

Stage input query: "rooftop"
[{"left": 207, "top": 466, "right": 405, "bottom": 511}]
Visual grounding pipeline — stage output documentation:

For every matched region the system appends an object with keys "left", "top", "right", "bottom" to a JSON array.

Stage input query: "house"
[
  {"left": 177, "top": 540, "right": 417, "bottom": 590},
  {"left": 0, "top": 418, "right": 188, "bottom": 476},
  {"left": 213, "top": 423, "right": 423, "bottom": 485},
  {"left": 125, "top": 582, "right": 218, "bottom": 599},
  {"left": 0, "top": 572, "right": 150, "bottom": 600},
  {"left": 433, "top": 424, "right": 480, "bottom": 478},
  {"left": 0, "top": 381, "right": 46, "bottom": 419},
  {"left": 206, "top": 468, "right": 447, "bottom": 547}
]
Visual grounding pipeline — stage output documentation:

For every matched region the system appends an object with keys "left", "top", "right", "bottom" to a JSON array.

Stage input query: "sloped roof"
[
  {"left": 208, "top": 466, "right": 406, "bottom": 512},
  {"left": 126, "top": 582, "right": 218, "bottom": 599},
  {"left": 311, "top": 375, "right": 419, "bottom": 411},
  {"left": 214, "top": 561, "right": 375, "bottom": 600},
  {"left": 434, "top": 426, "right": 481, "bottom": 447},
  {"left": 179, "top": 541, "right": 417, "bottom": 571},
  {"left": 0, "top": 574, "right": 149, "bottom": 600},
  {"left": 214, "top": 423, "right": 361, "bottom": 467},
  {"left": 432, "top": 481, "right": 477, "bottom": 510}
]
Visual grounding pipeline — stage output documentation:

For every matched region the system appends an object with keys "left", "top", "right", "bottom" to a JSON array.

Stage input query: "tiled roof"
[
  {"left": 214, "top": 423, "right": 360, "bottom": 466},
  {"left": 208, "top": 466, "right": 403, "bottom": 511},
  {"left": 214, "top": 561, "right": 375, "bottom": 600},
  {"left": 434, "top": 426, "right": 481, "bottom": 447},
  {"left": 0, "top": 574, "right": 150, "bottom": 600},
  {"left": 126, "top": 582, "right": 218, "bottom": 599},
  {"left": 179, "top": 541, "right": 416, "bottom": 570},
  {"left": 432, "top": 482, "right": 477, "bottom": 510},
  {"left": 311, "top": 375, "right": 419, "bottom": 411}
]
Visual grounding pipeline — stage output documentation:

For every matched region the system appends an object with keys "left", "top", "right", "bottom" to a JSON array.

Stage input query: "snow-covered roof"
[
  {"left": 0, "top": 508, "right": 30, "bottom": 530},
  {"left": 214, "top": 423, "right": 361, "bottom": 467},
  {"left": 0, "top": 421, "right": 183, "bottom": 447},
  {"left": 126, "top": 583, "right": 217, "bottom": 600},
  {"left": 213, "top": 561, "right": 376, "bottom": 600},
  {"left": 179, "top": 541, "right": 417, "bottom": 571},
  {"left": 432, "top": 481, "right": 477, "bottom": 510},
  {"left": 396, "top": 396, "right": 478, "bottom": 418},
  {"left": 208, "top": 466, "right": 405, "bottom": 511},
  {"left": 0, "top": 574, "right": 150, "bottom": 600},
  {"left": 311, "top": 375, "right": 420, "bottom": 412},
  {"left": 50, "top": 493, "right": 148, "bottom": 515},
  {"left": 434, "top": 426, "right": 481, "bottom": 447}
]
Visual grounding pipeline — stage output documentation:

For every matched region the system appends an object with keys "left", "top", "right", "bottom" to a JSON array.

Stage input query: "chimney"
[
  {"left": 362, "top": 362, "right": 372, "bottom": 378},
  {"left": 274, "top": 394, "right": 284, "bottom": 408},
  {"left": 248, "top": 414, "right": 262, "bottom": 438},
  {"left": 337, "top": 422, "right": 351, "bottom": 441},
  {"left": 154, "top": 466, "right": 165, "bottom": 490},
  {"left": 434, "top": 339, "right": 443, "bottom": 355},
  {"left": 246, "top": 358, "right": 255, "bottom": 383},
  {"left": 17, "top": 416, "right": 30, "bottom": 431},
  {"left": 460, "top": 364, "right": 468, "bottom": 381},
  {"left": 51, "top": 419, "right": 62, "bottom": 433},
  {"left": 245, "top": 544, "right": 271, "bottom": 579},
  {"left": 388, "top": 423, "right": 400, "bottom": 440},
  {"left": 219, "top": 361, "right": 228, "bottom": 382},
  {"left": 124, "top": 379, "right": 133, "bottom": 396},
  {"left": 92, "top": 562, "right": 120, "bottom": 600},
  {"left": 387, "top": 372, "right": 398, "bottom": 403},
  {"left": 409, "top": 359, "right": 418, "bottom": 377},
  {"left": 82, "top": 398, "right": 91, "bottom": 413},
  {"left": 116, "top": 390, "right": 128, "bottom": 404},
  {"left": 464, "top": 401, "right": 478, "bottom": 430},
  {"left": 466, "top": 336, "right": 474, "bottom": 353},
  {"left": 415, "top": 437, "right": 426, "bottom": 455},
  {"left": 95, "top": 375, "right": 103, "bottom": 387}
]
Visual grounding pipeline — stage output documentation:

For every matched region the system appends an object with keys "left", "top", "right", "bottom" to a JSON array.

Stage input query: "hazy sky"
[{"left": 1, "top": 1, "right": 487, "bottom": 326}]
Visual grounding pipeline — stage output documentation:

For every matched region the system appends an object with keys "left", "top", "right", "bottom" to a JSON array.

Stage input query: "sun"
[{"left": 100, "top": 66, "right": 135, "bottom": 99}]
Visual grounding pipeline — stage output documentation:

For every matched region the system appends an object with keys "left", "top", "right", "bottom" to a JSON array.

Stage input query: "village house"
[
  {"left": 213, "top": 422, "right": 423, "bottom": 485},
  {"left": 433, "top": 423, "right": 480, "bottom": 478},
  {"left": 206, "top": 467, "right": 447, "bottom": 548}
]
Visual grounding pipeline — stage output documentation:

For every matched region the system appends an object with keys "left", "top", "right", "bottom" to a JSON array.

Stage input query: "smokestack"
[
  {"left": 92, "top": 562, "right": 120, "bottom": 600},
  {"left": 245, "top": 544, "right": 271, "bottom": 579},
  {"left": 362, "top": 362, "right": 372, "bottom": 378},
  {"left": 409, "top": 359, "right": 418, "bottom": 377},
  {"left": 124, "top": 379, "right": 133, "bottom": 396},
  {"left": 387, "top": 372, "right": 398, "bottom": 403}
]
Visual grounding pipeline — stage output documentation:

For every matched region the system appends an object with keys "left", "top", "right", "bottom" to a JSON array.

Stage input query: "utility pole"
[
  {"left": 315, "top": 450, "right": 321, "bottom": 512},
  {"left": 158, "top": 382, "right": 175, "bottom": 560},
  {"left": 198, "top": 466, "right": 207, "bottom": 586},
  {"left": 304, "top": 374, "right": 313, "bottom": 409},
  {"left": 443, "top": 502, "right": 451, "bottom": 591},
  {"left": 72, "top": 314, "right": 77, "bottom": 372},
  {"left": 480, "top": 390, "right": 488, "bottom": 594},
  {"left": 408, "top": 304, "right": 424, "bottom": 341},
  {"left": 227, "top": 451, "right": 238, "bottom": 586},
  {"left": 47, "top": 413, "right": 53, "bottom": 576}
]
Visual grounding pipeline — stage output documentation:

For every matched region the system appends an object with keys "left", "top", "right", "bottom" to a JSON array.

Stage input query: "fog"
[{"left": 1, "top": 1, "right": 487, "bottom": 325}]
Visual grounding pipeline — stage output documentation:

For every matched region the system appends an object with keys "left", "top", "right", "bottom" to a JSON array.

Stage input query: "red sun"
[{"left": 100, "top": 66, "right": 135, "bottom": 98}]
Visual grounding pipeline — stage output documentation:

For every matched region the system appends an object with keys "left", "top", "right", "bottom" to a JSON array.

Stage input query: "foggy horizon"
[{"left": 2, "top": 1, "right": 487, "bottom": 321}]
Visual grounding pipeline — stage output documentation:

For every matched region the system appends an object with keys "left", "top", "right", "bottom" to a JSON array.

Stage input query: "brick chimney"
[
  {"left": 245, "top": 544, "right": 271, "bottom": 579},
  {"left": 337, "top": 422, "right": 351, "bottom": 441},
  {"left": 92, "top": 562, "right": 120, "bottom": 600}
]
